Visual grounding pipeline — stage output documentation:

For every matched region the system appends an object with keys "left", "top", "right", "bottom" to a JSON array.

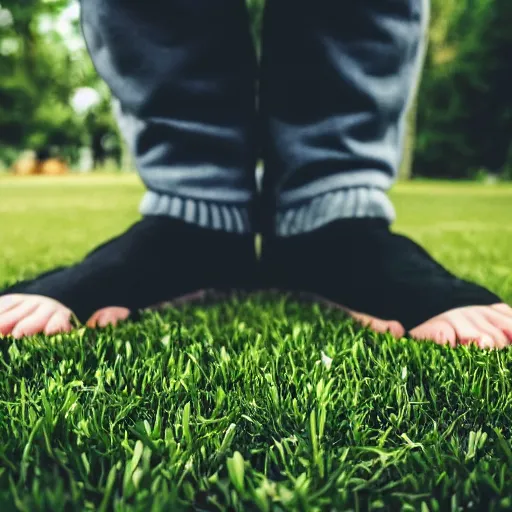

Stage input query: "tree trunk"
[{"left": 399, "top": 97, "right": 418, "bottom": 181}]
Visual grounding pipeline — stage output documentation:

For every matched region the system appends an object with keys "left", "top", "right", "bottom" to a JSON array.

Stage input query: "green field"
[{"left": 1, "top": 176, "right": 512, "bottom": 511}]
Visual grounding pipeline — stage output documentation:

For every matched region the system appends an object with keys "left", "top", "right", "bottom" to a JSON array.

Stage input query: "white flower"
[{"left": 321, "top": 351, "right": 333, "bottom": 370}]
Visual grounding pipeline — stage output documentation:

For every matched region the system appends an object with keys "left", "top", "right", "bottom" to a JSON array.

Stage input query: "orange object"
[
  {"left": 40, "top": 158, "right": 69, "bottom": 175},
  {"left": 12, "top": 155, "right": 40, "bottom": 175},
  {"left": 12, "top": 155, "right": 69, "bottom": 176}
]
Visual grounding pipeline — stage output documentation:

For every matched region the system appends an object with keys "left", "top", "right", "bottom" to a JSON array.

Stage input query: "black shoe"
[
  {"left": 261, "top": 218, "right": 502, "bottom": 331},
  {"left": 1, "top": 216, "right": 258, "bottom": 324}
]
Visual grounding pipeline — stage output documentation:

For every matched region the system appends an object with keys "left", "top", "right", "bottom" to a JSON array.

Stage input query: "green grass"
[{"left": 1, "top": 176, "right": 512, "bottom": 511}]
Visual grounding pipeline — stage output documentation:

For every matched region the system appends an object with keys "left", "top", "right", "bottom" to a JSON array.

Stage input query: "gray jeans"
[{"left": 80, "top": 0, "right": 429, "bottom": 236}]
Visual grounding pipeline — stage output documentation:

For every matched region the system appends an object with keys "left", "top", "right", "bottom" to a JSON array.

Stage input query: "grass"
[{"left": 1, "top": 175, "right": 512, "bottom": 511}]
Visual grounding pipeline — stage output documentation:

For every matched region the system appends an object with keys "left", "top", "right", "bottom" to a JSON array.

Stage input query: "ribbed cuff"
[
  {"left": 140, "top": 191, "right": 252, "bottom": 234},
  {"left": 276, "top": 187, "right": 396, "bottom": 237}
]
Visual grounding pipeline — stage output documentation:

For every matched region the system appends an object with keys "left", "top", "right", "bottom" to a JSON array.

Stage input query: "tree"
[
  {"left": 414, "top": 0, "right": 512, "bottom": 178},
  {"left": 0, "top": 0, "right": 120, "bottom": 167},
  {"left": 2, "top": 0, "right": 511, "bottom": 179}
]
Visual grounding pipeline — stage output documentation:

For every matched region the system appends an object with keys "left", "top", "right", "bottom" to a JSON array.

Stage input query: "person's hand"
[{"left": 0, "top": 294, "right": 130, "bottom": 338}]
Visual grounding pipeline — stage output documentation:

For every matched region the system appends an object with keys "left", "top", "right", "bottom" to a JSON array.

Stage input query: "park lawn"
[{"left": 0, "top": 175, "right": 512, "bottom": 511}]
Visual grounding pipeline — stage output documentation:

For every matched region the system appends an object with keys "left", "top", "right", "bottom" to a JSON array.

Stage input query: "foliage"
[
  {"left": 1, "top": 0, "right": 512, "bottom": 178},
  {"left": 1, "top": 176, "right": 512, "bottom": 510},
  {"left": 4, "top": 297, "right": 512, "bottom": 511},
  {"left": 0, "top": 0, "right": 119, "bottom": 166},
  {"left": 415, "top": 0, "right": 512, "bottom": 178}
]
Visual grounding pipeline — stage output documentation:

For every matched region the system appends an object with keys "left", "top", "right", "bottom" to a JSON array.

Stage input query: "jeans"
[{"left": 80, "top": 0, "right": 429, "bottom": 235}]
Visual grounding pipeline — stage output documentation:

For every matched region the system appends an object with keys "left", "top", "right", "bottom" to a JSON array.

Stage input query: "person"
[{"left": 1, "top": 0, "right": 511, "bottom": 348}]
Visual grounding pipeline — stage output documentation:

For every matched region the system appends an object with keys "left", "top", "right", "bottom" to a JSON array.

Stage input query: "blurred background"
[{"left": 0, "top": 0, "right": 511, "bottom": 181}]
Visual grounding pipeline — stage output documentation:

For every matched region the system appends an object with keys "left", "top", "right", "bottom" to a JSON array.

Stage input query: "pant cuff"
[
  {"left": 140, "top": 191, "right": 252, "bottom": 234},
  {"left": 276, "top": 187, "right": 396, "bottom": 237}
]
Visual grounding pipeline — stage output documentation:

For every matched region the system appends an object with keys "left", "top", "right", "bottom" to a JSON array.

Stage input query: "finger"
[
  {"left": 462, "top": 309, "right": 509, "bottom": 349},
  {"left": 350, "top": 311, "right": 405, "bottom": 338},
  {"left": 96, "top": 307, "right": 130, "bottom": 328},
  {"left": 44, "top": 310, "right": 73, "bottom": 336},
  {"left": 11, "top": 303, "right": 58, "bottom": 339},
  {"left": 445, "top": 310, "right": 493, "bottom": 349},
  {"left": 410, "top": 318, "right": 457, "bottom": 348},
  {"left": 386, "top": 320, "right": 406, "bottom": 338},
  {"left": 0, "top": 295, "right": 24, "bottom": 315},
  {"left": 480, "top": 307, "right": 512, "bottom": 340},
  {"left": 0, "top": 300, "right": 40, "bottom": 335},
  {"left": 87, "top": 307, "right": 130, "bottom": 328},
  {"left": 491, "top": 303, "right": 512, "bottom": 319}
]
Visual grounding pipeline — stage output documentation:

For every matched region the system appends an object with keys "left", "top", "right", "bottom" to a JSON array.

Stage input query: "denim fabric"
[
  {"left": 80, "top": 0, "right": 429, "bottom": 236},
  {"left": 80, "top": 0, "right": 258, "bottom": 232},
  {"left": 260, "top": 0, "right": 430, "bottom": 235}
]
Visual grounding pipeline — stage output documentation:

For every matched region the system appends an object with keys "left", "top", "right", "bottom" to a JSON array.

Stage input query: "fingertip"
[
  {"left": 11, "top": 329, "right": 22, "bottom": 340},
  {"left": 44, "top": 311, "right": 73, "bottom": 336},
  {"left": 388, "top": 321, "right": 405, "bottom": 338},
  {"left": 88, "top": 307, "right": 130, "bottom": 329},
  {"left": 410, "top": 320, "right": 457, "bottom": 348},
  {"left": 477, "top": 335, "right": 494, "bottom": 350}
]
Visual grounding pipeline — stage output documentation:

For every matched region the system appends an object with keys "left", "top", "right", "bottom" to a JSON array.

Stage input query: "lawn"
[{"left": 1, "top": 175, "right": 512, "bottom": 511}]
